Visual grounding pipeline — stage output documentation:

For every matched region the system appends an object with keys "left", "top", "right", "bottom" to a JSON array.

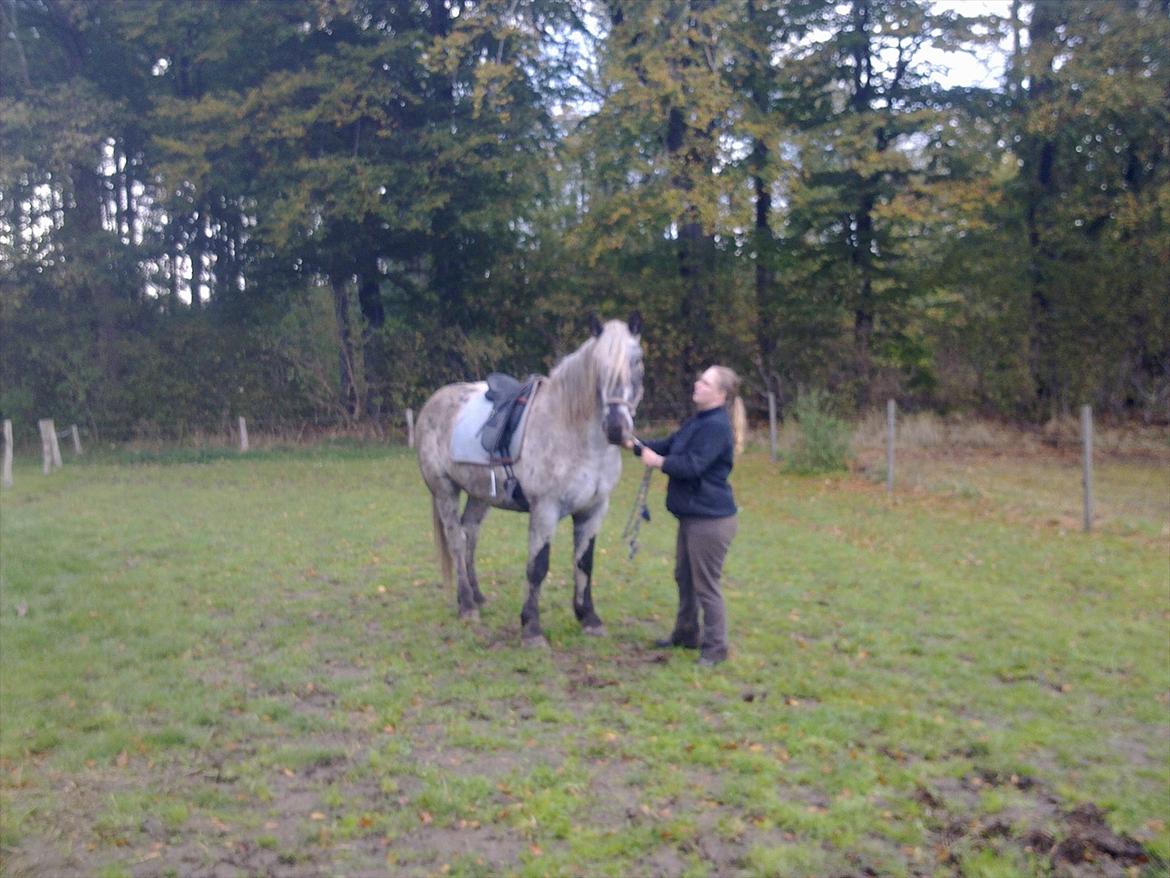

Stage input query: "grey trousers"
[{"left": 670, "top": 514, "right": 738, "bottom": 659}]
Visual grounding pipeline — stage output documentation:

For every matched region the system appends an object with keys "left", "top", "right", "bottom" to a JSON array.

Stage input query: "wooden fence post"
[
  {"left": 767, "top": 392, "right": 778, "bottom": 462},
  {"left": 2, "top": 420, "right": 12, "bottom": 488},
  {"left": 886, "top": 399, "right": 896, "bottom": 493},
  {"left": 49, "top": 421, "right": 62, "bottom": 469},
  {"left": 1081, "top": 405, "right": 1093, "bottom": 533},
  {"left": 238, "top": 416, "right": 249, "bottom": 452},
  {"left": 70, "top": 424, "right": 82, "bottom": 455},
  {"left": 38, "top": 419, "right": 52, "bottom": 474},
  {"left": 406, "top": 408, "right": 415, "bottom": 449}
]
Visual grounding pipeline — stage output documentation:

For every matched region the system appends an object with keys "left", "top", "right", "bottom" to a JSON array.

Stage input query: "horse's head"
[{"left": 589, "top": 312, "right": 644, "bottom": 446}]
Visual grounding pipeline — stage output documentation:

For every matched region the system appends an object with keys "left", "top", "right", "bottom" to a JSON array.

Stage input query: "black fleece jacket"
[{"left": 644, "top": 406, "right": 737, "bottom": 519}]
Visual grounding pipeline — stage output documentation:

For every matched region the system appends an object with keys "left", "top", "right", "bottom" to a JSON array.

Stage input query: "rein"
[{"left": 620, "top": 465, "right": 653, "bottom": 560}]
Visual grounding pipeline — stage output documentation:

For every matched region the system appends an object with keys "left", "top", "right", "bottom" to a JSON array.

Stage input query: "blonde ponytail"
[
  {"left": 710, "top": 365, "right": 746, "bottom": 457},
  {"left": 729, "top": 396, "right": 747, "bottom": 457}
]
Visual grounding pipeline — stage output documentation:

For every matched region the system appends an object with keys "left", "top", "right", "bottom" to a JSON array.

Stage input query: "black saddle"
[{"left": 479, "top": 372, "right": 538, "bottom": 510}]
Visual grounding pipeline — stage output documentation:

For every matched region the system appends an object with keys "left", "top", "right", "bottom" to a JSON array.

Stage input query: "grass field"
[{"left": 1, "top": 440, "right": 1167, "bottom": 877}]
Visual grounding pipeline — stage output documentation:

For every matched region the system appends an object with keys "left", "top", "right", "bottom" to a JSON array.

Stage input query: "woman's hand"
[
  {"left": 625, "top": 437, "right": 663, "bottom": 469},
  {"left": 640, "top": 447, "right": 664, "bottom": 469}
]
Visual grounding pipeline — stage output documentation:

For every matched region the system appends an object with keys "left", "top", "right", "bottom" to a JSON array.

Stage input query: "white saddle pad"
[{"left": 449, "top": 383, "right": 537, "bottom": 466}]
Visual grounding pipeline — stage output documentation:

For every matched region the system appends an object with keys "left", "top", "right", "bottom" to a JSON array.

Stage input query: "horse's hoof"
[
  {"left": 459, "top": 608, "right": 480, "bottom": 622},
  {"left": 583, "top": 624, "right": 608, "bottom": 637},
  {"left": 474, "top": 593, "right": 488, "bottom": 607},
  {"left": 522, "top": 635, "right": 550, "bottom": 649}
]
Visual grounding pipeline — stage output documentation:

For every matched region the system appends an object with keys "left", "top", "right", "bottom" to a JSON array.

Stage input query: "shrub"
[{"left": 784, "top": 389, "right": 851, "bottom": 473}]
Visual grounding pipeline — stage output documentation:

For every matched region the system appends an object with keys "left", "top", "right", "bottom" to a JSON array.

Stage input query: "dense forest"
[{"left": 1, "top": 0, "right": 1167, "bottom": 440}]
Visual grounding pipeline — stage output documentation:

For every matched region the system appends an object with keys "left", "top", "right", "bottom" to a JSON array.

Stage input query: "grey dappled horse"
[{"left": 417, "top": 315, "right": 644, "bottom": 647}]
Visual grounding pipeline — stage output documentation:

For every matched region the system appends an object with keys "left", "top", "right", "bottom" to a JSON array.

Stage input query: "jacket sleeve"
[
  {"left": 642, "top": 432, "right": 675, "bottom": 455},
  {"left": 660, "top": 421, "right": 730, "bottom": 481}
]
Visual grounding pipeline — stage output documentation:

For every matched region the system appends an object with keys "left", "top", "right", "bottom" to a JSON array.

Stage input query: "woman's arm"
[
  {"left": 658, "top": 421, "right": 729, "bottom": 480},
  {"left": 641, "top": 435, "right": 672, "bottom": 455}
]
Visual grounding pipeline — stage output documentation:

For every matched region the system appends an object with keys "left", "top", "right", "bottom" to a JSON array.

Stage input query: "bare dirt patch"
[{"left": 913, "top": 771, "right": 1164, "bottom": 878}]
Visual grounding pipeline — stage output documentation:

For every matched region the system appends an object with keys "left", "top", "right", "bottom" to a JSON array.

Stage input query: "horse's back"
[{"left": 417, "top": 381, "right": 486, "bottom": 484}]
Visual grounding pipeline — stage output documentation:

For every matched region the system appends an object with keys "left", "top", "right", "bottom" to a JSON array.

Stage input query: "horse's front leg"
[
  {"left": 520, "top": 503, "right": 558, "bottom": 648},
  {"left": 571, "top": 501, "right": 608, "bottom": 636}
]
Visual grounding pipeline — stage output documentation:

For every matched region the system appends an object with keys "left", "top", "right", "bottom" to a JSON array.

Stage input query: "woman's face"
[{"left": 692, "top": 368, "right": 727, "bottom": 411}]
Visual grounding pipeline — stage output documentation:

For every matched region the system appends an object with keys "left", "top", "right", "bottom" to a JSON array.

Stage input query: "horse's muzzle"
[{"left": 604, "top": 403, "right": 632, "bottom": 446}]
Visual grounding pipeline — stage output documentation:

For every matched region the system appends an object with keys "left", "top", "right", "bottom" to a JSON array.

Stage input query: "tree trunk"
[
  {"left": 752, "top": 144, "right": 777, "bottom": 396},
  {"left": 746, "top": 0, "right": 778, "bottom": 398},
  {"left": 331, "top": 276, "right": 362, "bottom": 421},
  {"left": 1022, "top": 0, "right": 1061, "bottom": 419},
  {"left": 848, "top": 0, "right": 878, "bottom": 399},
  {"left": 71, "top": 162, "right": 119, "bottom": 380},
  {"left": 358, "top": 248, "right": 385, "bottom": 417},
  {"left": 668, "top": 1, "right": 717, "bottom": 402}
]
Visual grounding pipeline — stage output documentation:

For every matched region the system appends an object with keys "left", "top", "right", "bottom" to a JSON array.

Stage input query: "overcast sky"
[{"left": 930, "top": 0, "right": 1014, "bottom": 87}]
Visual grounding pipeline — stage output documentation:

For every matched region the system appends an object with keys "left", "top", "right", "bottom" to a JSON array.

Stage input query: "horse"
[{"left": 416, "top": 314, "right": 644, "bottom": 647}]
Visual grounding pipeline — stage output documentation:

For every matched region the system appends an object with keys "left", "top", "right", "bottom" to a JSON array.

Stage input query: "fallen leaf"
[{"left": 310, "top": 812, "right": 326, "bottom": 821}]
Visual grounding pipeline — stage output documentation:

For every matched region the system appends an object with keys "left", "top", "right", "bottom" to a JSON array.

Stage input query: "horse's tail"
[{"left": 432, "top": 495, "right": 454, "bottom": 590}]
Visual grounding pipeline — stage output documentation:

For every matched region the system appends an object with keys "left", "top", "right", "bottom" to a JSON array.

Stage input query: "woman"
[{"left": 629, "top": 365, "right": 747, "bottom": 666}]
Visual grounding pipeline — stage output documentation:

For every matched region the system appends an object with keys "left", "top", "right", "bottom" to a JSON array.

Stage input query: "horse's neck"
[{"left": 540, "top": 373, "right": 606, "bottom": 453}]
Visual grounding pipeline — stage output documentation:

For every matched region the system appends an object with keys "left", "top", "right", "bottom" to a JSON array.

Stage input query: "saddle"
[{"left": 478, "top": 372, "right": 540, "bottom": 510}]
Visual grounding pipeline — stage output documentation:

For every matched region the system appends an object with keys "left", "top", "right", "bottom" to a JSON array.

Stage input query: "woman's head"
[
  {"left": 693, "top": 366, "right": 740, "bottom": 410},
  {"left": 693, "top": 365, "right": 746, "bottom": 455}
]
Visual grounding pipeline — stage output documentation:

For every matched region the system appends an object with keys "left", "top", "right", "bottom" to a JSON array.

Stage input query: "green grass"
[{"left": 1, "top": 444, "right": 1167, "bottom": 876}]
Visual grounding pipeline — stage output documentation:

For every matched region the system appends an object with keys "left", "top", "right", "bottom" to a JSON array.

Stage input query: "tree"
[
  {"left": 1012, "top": 0, "right": 1169, "bottom": 419},
  {"left": 775, "top": 0, "right": 1000, "bottom": 408}
]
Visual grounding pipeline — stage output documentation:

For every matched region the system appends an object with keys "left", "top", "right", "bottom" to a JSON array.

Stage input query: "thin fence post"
[
  {"left": 38, "top": 419, "right": 52, "bottom": 474},
  {"left": 406, "top": 408, "right": 415, "bottom": 449},
  {"left": 70, "top": 424, "right": 82, "bottom": 455},
  {"left": 48, "top": 420, "right": 62, "bottom": 469},
  {"left": 767, "top": 392, "right": 778, "bottom": 462},
  {"left": 886, "top": 399, "right": 896, "bottom": 493},
  {"left": 2, "top": 419, "right": 12, "bottom": 488},
  {"left": 238, "top": 416, "right": 249, "bottom": 452},
  {"left": 1081, "top": 405, "right": 1093, "bottom": 533}
]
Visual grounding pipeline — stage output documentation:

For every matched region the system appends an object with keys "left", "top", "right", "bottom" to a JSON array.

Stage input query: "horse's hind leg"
[
  {"left": 461, "top": 496, "right": 491, "bottom": 607},
  {"left": 435, "top": 483, "right": 480, "bottom": 620},
  {"left": 572, "top": 501, "right": 608, "bottom": 636}
]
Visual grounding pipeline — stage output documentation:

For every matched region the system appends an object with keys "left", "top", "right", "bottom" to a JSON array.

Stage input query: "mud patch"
[{"left": 914, "top": 771, "right": 1164, "bottom": 878}]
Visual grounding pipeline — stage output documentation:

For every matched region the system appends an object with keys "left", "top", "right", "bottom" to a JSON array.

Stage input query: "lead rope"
[{"left": 621, "top": 466, "right": 653, "bottom": 560}]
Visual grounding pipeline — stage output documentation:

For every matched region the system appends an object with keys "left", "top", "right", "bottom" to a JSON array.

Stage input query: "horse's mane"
[{"left": 549, "top": 321, "right": 633, "bottom": 424}]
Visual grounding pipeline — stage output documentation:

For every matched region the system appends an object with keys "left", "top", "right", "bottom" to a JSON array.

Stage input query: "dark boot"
[{"left": 653, "top": 633, "right": 699, "bottom": 649}]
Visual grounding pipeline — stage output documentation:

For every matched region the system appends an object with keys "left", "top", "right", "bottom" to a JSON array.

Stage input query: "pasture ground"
[{"left": 1, "top": 436, "right": 1167, "bottom": 877}]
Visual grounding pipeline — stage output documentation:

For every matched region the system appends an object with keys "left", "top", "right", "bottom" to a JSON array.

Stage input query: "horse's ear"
[
  {"left": 627, "top": 310, "right": 643, "bottom": 336},
  {"left": 589, "top": 313, "right": 604, "bottom": 337}
]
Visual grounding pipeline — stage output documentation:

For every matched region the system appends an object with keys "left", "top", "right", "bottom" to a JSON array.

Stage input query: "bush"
[{"left": 784, "top": 390, "right": 851, "bottom": 473}]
